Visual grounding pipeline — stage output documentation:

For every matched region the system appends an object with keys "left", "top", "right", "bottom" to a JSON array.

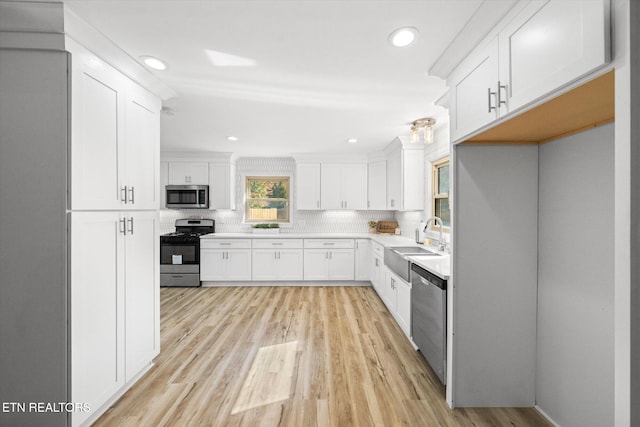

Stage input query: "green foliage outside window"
[{"left": 246, "top": 176, "right": 290, "bottom": 222}]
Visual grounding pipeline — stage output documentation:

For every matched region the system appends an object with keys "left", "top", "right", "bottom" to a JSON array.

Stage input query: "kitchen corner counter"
[
  {"left": 200, "top": 232, "right": 417, "bottom": 246},
  {"left": 201, "top": 232, "right": 449, "bottom": 279},
  {"left": 407, "top": 255, "right": 450, "bottom": 280}
]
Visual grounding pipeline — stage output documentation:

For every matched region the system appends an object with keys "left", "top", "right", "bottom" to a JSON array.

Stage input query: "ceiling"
[{"left": 64, "top": 0, "right": 485, "bottom": 157}]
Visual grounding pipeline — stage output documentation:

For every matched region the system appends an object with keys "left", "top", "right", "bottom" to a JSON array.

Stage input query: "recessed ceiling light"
[
  {"left": 140, "top": 56, "right": 167, "bottom": 71},
  {"left": 347, "top": 138, "right": 358, "bottom": 144},
  {"left": 388, "top": 27, "right": 419, "bottom": 47},
  {"left": 227, "top": 136, "right": 238, "bottom": 141}
]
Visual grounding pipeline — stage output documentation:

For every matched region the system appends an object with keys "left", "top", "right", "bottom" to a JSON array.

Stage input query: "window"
[
  {"left": 245, "top": 176, "right": 290, "bottom": 223},
  {"left": 432, "top": 157, "right": 450, "bottom": 230}
]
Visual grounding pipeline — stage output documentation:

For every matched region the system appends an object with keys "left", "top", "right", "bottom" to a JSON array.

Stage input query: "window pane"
[
  {"left": 437, "top": 165, "right": 450, "bottom": 195},
  {"left": 246, "top": 176, "right": 290, "bottom": 223},
  {"left": 434, "top": 198, "right": 450, "bottom": 227},
  {"left": 249, "top": 179, "right": 288, "bottom": 199},
  {"left": 247, "top": 200, "right": 289, "bottom": 221}
]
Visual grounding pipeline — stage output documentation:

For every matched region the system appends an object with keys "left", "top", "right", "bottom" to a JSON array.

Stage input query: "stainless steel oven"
[{"left": 160, "top": 219, "right": 214, "bottom": 287}]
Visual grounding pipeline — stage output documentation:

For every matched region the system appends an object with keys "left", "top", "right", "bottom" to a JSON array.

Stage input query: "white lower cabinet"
[
  {"left": 355, "top": 239, "right": 371, "bottom": 281},
  {"left": 252, "top": 239, "right": 303, "bottom": 281},
  {"left": 383, "top": 266, "right": 397, "bottom": 312},
  {"left": 395, "top": 273, "right": 412, "bottom": 337},
  {"left": 383, "top": 266, "right": 411, "bottom": 338},
  {"left": 200, "top": 240, "right": 252, "bottom": 281},
  {"left": 303, "top": 239, "right": 354, "bottom": 280},
  {"left": 124, "top": 212, "right": 160, "bottom": 381},
  {"left": 370, "top": 242, "right": 385, "bottom": 295},
  {"left": 70, "top": 211, "right": 159, "bottom": 427}
]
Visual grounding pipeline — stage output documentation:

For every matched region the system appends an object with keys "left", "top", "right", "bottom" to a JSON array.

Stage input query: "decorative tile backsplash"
[{"left": 160, "top": 157, "right": 396, "bottom": 234}]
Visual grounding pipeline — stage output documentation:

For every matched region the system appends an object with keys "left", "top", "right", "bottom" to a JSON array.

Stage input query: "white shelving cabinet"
[
  {"left": 296, "top": 162, "right": 321, "bottom": 210},
  {"left": 167, "top": 162, "right": 209, "bottom": 185},
  {"left": 303, "top": 239, "right": 355, "bottom": 280},
  {"left": 252, "top": 239, "right": 303, "bottom": 281},
  {"left": 200, "top": 239, "right": 252, "bottom": 281},
  {"left": 320, "top": 163, "right": 367, "bottom": 210}
]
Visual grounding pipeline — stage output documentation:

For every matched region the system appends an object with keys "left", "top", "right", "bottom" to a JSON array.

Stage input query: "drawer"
[
  {"left": 303, "top": 239, "right": 355, "bottom": 249},
  {"left": 372, "top": 242, "right": 384, "bottom": 257},
  {"left": 252, "top": 239, "right": 303, "bottom": 249},
  {"left": 200, "top": 239, "right": 252, "bottom": 249}
]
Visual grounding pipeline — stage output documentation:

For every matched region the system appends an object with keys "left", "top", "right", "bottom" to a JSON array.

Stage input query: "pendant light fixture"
[{"left": 410, "top": 118, "right": 436, "bottom": 144}]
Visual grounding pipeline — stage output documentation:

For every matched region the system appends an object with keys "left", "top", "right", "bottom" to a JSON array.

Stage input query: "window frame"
[
  {"left": 431, "top": 156, "right": 451, "bottom": 233},
  {"left": 245, "top": 176, "right": 291, "bottom": 223}
]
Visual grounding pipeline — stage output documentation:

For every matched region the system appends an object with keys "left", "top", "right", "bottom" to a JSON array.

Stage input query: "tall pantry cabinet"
[
  {"left": 69, "top": 40, "right": 162, "bottom": 427},
  {"left": 0, "top": 3, "right": 165, "bottom": 426}
]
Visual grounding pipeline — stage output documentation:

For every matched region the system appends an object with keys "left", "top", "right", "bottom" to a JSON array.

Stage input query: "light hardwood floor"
[{"left": 95, "top": 286, "right": 551, "bottom": 427}]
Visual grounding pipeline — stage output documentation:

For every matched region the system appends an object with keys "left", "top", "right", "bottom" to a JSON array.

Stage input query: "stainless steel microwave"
[{"left": 165, "top": 185, "right": 209, "bottom": 209}]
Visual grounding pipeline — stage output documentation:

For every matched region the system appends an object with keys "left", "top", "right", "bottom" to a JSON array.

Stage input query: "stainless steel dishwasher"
[{"left": 411, "top": 262, "right": 447, "bottom": 384}]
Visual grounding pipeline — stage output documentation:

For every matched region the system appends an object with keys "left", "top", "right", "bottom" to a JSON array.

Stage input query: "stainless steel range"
[{"left": 160, "top": 219, "right": 215, "bottom": 287}]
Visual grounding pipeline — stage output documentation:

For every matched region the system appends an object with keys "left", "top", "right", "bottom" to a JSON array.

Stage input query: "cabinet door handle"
[
  {"left": 488, "top": 87, "right": 497, "bottom": 113},
  {"left": 128, "top": 217, "right": 134, "bottom": 235},
  {"left": 375, "top": 258, "right": 379, "bottom": 267},
  {"left": 220, "top": 243, "right": 231, "bottom": 246},
  {"left": 329, "top": 252, "right": 332, "bottom": 260},
  {"left": 390, "top": 199, "right": 395, "bottom": 207},
  {"left": 323, "top": 242, "right": 335, "bottom": 245},
  {"left": 119, "top": 217, "right": 127, "bottom": 235},
  {"left": 129, "top": 186, "right": 135, "bottom": 204},
  {"left": 367, "top": 201, "right": 370, "bottom": 208},
  {"left": 272, "top": 243, "right": 283, "bottom": 246},
  {"left": 317, "top": 200, "right": 320, "bottom": 208},
  {"left": 497, "top": 81, "right": 507, "bottom": 107},
  {"left": 121, "top": 186, "right": 128, "bottom": 204}
]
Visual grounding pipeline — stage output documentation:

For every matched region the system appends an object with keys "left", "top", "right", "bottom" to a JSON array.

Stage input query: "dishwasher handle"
[{"left": 411, "top": 263, "right": 446, "bottom": 290}]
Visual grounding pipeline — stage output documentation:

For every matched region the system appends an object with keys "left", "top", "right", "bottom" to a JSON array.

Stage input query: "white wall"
[
  {"left": 395, "top": 120, "right": 452, "bottom": 244},
  {"left": 452, "top": 144, "right": 539, "bottom": 406},
  {"left": 0, "top": 48, "right": 69, "bottom": 426},
  {"left": 536, "top": 123, "right": 615, "bottom": 426},
  {"left": 612, "top": 1, "right": 640, "bottom": 426}
]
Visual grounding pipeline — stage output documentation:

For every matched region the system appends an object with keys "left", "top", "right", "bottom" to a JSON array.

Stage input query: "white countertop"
[
  {"left": 201, "top": 232, "right": 450, "bottom": 279},
  {"left": 407, "top": 254, "right": 450, "bottom": 280}
]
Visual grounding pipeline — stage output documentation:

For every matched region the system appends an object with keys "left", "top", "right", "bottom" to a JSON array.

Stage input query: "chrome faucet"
[{"left": 424, "top": 216, "right": 446, "bottom": 251}]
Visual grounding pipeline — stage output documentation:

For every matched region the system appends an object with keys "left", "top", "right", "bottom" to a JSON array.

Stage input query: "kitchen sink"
[
  {"left": 389, "top": 246, "right": 439, "bottom": 255},
  {"left": 385, "top": 246, "right": 440, "bottom": 281}
]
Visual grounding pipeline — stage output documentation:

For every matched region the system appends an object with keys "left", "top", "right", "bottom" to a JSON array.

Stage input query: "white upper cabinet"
[
  {"left": 386, "top": 142, "right": 424, "bottom": 211},
  {"left": 69, "top": 39, "right": 160, "bottom": 211},
  {"left": 124, "top": 86, "right": 160, "bottom": 210},
  {"left": 209, "top": 161, "right": 236, "bottom": 210},
  {"left": 448, "top": 0, "right": 609, "bottom": 142},
  {"left": 320, "top": 163, "right": 367, "bottom": 210},
  {"left": 367, "top": 160, "right": 387, "bottom": 210},
  {"left": 450, "top": 37, "right": 502, "bottom": 141},
  {"left": 501, "top": 0, "right": 609, "bottom": 112},
  {"left": 168, "top": 162, "right": 209, "bottom": 185},
  {"left": 296, "top": 162, "right": 321, "bottom": 210}
]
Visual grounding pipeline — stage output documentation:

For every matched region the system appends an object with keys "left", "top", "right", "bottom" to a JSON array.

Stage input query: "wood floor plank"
[{"left": 94, "top": 286, "right": 551, "bottom": 427}]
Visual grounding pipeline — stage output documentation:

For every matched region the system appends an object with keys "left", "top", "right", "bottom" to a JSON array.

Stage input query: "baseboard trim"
[{"left": 201, "top": 281, "right": 372, "bottom": 287}]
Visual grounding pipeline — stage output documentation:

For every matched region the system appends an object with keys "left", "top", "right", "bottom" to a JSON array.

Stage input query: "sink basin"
[{"left": 390, "top": 246, "right": 439, "bottom": 256}]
